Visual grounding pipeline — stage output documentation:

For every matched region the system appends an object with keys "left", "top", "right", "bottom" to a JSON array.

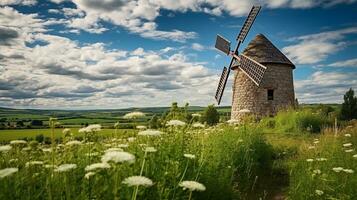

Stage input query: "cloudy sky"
[{"left": 0, "top": 0, "right": 356, "bottom": 109}]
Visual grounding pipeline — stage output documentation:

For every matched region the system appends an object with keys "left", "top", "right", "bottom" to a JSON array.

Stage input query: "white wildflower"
[
  {"left": 85, "top": 163, "right": 111, "bottom": 171},
  {"left": 344, "top": 133, "right": 351, "bottom": 137},
  {"left": 138, "top": 130, "right": 162, "bottom": 137},
  {"left": 65, "top": 140, "right": 82, "bottom": 146},
  {"left": 227, "top": 119, "right": 239, "bottom": 124},
  {"left": 332, "top": 167, "right": 344, "bottom": 173},
  {"left": 353, "top": 154, "right": 357, "bottom": 158},
  {"left": 122, "top": 176, "right": 153, "bottom": 187},
  {"left": 0, "top": 145, "right": 12, "bottom": 152},
  {"left": 117, "top": 144, "right": 129, "bottom": 148},
  {"left": 192, "top": 122, "right": 205, "bottom": 128},
  {"left": 184, "top": 154, "right": 196, "bottom": 159},
  {"left": 85, "top": 152, "right": 100, "bottom": 157},
  {"left": 127, "top": 137, "right": 136, "bottom": 142},
  {"left": 44, "top": 164, "right": 57, "bottom": 169},
  {"left": 79, "top": 124, "right": 101, "bottom": 133},
  {"left": 343, "top": 143, "right": 352, "bottom": 147},
  {"left": 105, "top": 148, "right": 123, "bottom": 153},
  {"left": 136, "top": 125, "right": 147, "bottom": 130},
  {"left": 10, "top": 140, "right": 27, "bottom": 145},
  {"left": 315, "top": 190, "right": 324, "bottom": 196},
  {"left": 42, "top": 148, "right": 52, "bottom": 152},
  {"left": 313, "top": 141, "right": 319, "bottom": 144},
  {"left": 313, "top": 169, "right": 321, "bottom": 175},
  {"left": 25, "top": 161, "right": 44, "bottom": 167},
  {"left": 316, "top": 158, "right": 327, "bottom": 161},
  {"left": 22, "top": 147, "right": 31, "bottom": 151},
  {"left": 308, "top": 146, "right": 315, "bottom": 150},
  {"left": 345, "top": 149, "right": 354, "bottom": 153},
  {"left": 114, "top": 122, "right": 120, "bottom": 128},
  {"left": 123, "top": 112, "right": 145, "bottom": 119},
  {"left": 179, "top": 181, "right": 206, "bottom": 191},
  {"left": 62, "top": 128, "right": 71, "bottom": 135},
  {"left": 166, "top": 120, "right": 186, "bottom": 127},
  {"left": 144, "top": 147, "right": 157, "bottom": 153},
  {"left": 191, "top": 113, "right": 201, "bottom": 118},
  {"left": 0, "top": 168, "right": 18, "bottom": 178},
  {"left": 85, "top": 172, "right": 96, "bottom": 179},
  {"left": 54, "top": 164, "right": 77, "bottom": 172},
  {"left": 101, "top": 151, "right": 135, "bottom": 164},
  {"left": 306, "top": 159, "right": 314, "bottom": 162},
  {"left": 343, "top": 169, "right": 354, "bottom": 174}
]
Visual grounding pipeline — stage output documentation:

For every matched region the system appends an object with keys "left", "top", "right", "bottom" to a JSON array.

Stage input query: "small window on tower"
[{"left": 267, "top": 89, "right": 274, "bottom": 100}]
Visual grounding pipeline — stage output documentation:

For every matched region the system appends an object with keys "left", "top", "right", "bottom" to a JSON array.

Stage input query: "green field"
[{"left": 0, "top": 128, "right": 133, "bottom": 142}]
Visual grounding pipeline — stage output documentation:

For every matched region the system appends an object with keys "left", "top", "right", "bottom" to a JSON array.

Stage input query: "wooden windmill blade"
[
  {"left": 238, "top": 54, "right": 266, "bottom": 86},
  {"left": 215, "top": 34, "right": 231, "bottom": 55},
  {"left": 236, "top": 5, "right": 261, "bottom": 43},
  {"left": 215, "top": 66, "right": 230, "bottom": 105}
]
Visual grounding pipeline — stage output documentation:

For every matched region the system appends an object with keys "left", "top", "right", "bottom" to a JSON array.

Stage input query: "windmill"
[{"left": 214, "top": 5, "right": 265, "bottom": 105}]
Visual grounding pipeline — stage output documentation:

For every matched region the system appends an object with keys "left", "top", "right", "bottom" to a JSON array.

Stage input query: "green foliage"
[
  {"left": 260, "top": 109, "right": 332, "bottom": 133},
  {"left": 289, "top": 128, "right": 357, "bottom": 199},
  {"left": 201, "top": 105, "right": 220, "bottom": 126},
  {"left": 35, "top": 134, "right": 44, "bottom": 143},
  {"left": 148, "top": 114, "right": 160, "bottom": 129},
  {"left": 0, "top": 124, "right": 273, "bottom": 199},
  {"left": 162, "top": 102, "right": 190, "bottom": 122},
  {"left": 340, "top": 88, "right": 357, "bottom": 121}
]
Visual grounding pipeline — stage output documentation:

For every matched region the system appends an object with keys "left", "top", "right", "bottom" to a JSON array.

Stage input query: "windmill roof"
[{"left": 239, "top": 34, "right": 295, "bottom": 69}]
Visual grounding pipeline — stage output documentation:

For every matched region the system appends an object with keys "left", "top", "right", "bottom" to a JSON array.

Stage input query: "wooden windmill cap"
[{"left": 239, "top": 34, "right": 295, "bottom": 69}]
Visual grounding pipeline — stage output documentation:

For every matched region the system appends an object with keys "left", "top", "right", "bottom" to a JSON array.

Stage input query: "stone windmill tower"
[{"left": 214, "top": 5, "right": 295, "bottom": 122}]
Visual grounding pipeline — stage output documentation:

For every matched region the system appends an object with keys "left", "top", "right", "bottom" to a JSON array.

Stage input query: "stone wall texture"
[{"left": 231, "top": 63, "right": 295, "bottom": 122}]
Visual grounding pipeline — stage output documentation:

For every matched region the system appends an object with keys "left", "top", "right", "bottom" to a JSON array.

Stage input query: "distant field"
[{"left": 0, "top": 128, "right": 134, "bottom": 142}]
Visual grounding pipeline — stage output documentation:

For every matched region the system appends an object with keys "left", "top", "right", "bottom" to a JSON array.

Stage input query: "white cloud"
[
  {"left": 0, "top": 7, "right": 219, "bottom": 108},
  {"left": 295, "top": 71, "right": 357, "bottom": 103},
  {"left": 283, "top": 27, "right": 357, "bottom": 64},
  {"left": 0, "top": 0, "right": 37, "bottom": 6},
  {"left": 328, "top": 58, "right": 357, "bottom": 67},
  {"left": 191, "top": 43, "right": 205, "bottom": 51}
]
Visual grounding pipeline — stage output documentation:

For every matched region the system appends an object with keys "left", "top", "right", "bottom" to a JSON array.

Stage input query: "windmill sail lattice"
[{"left": 214, "top": 5, "right": 262, "bottom": 104}]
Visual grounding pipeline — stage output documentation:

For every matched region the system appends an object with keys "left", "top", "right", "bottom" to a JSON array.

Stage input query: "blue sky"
[{"left": 0, "top": 0, "right": 356, "bottom": 109}]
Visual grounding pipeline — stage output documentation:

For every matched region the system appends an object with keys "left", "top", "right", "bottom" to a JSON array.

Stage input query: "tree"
[
  {"left": 149, "top": 114, "right": 160, "bottom": 129},
  {"left": 201, "top": 105, "right": 220, "bottom": 126},
  {"left": 340, "top": 88, "right": 357, "bottom": 120}
]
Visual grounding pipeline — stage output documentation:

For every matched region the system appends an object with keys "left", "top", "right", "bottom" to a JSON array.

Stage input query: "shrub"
[
  {"left": 201, "top": 105, "right": 220, "bottom": 126},
  {"left": 35, "top": 134, "right": 44, "bottom": 143}
]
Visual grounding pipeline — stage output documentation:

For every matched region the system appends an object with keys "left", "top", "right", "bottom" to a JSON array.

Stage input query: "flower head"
[
  {"left": 25, "top": 161, "right": 44, "bottom": 167},
  {"left": 85, "top": 163, "right": 111, "bottom": 171},
  {"left": 62, "top": 128, "right": 71, "bottom": 135},
  {"left": 105, "top": 148, "right": 123, "bottom": 153},
  {"left": 10, "top": 140, "right": 27, "bottom": 145},
  {"left": 315, "top": 190, "right": 324, "bottom": 196},
  {"left": 0, "top": 145, "right": 12, "bottom": 152},
  {"left": 0, "top": 168, "right": 18, "bottom": 178},
  {"left": 85, "top": 172, "right": 96, "bottom": 179},
  {"left": 114, "top": 122, "right": 120, "bottom": 128},
  {"left": 122, "top": 176, "right": 153, "bottom": 187},
  {"left": 344, "top": 133, "right": 351, "bottom": 137},
  {"left": 191, "top": 113, "right": 201, "bottom": 118},
  {"left": 138, "top": 130, "right": 162, "bottom": 137},
  {"left": 192, "top": 122, "right": 205, "bottom": 128},
  {"left": 65, "top": 140, "right": 82, "bottom": 146},
  {"left": 101, "top": 151, "right": 135, "bottom": 164},
  {"left": 166, "top": 120, "right": 186, "bottom": 127},
  {"left": 184, "top": 154, "right": 196, "bottom": 159},
  {"left": 306, "top": 159, "right": 314, "bottom": 162},
  {"left": 79, "top": 124, "right": 101, "bottom": 133},
  {"left": 123, "top": 112, "right": 145, "bottom": 119},
  {"left": 343, "top": 143, "right": 352, "bottom": 147},
  {"left": 343, "top": 169, "right": 354, "bottom": 174},
  {"left": 345, "top": 149, "right": 354, "bottom": 153},
  {"left": 144, "top": 147, "right": 157, "bottom": 153},
  {"left": 179, "top": 181, "right": 206, "bottom": 191},
  {"left": 136, "top": 125, "right": 147, "bottom": 130},
  {"left": 332, "top": 167, "right": 344, "bottom": 173},
  {"left": 54, "top": 164, "right": 77, "bottom": 172}
]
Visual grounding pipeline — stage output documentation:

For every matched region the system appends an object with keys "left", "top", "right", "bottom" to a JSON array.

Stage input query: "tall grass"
[
  {"left": 289, "top": 126, "right": 357, "bottom": 199},
  {"left": 0, "top": 123, "right": 273, "bottom": 199},
  {"left": 260, "top": 109, "right": 333, "bottom": 134}
]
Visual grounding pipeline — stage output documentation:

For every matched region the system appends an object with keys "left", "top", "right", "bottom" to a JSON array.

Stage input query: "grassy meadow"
[{"left": 0, "top": 105, "right": 356, "bottom": 200}]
